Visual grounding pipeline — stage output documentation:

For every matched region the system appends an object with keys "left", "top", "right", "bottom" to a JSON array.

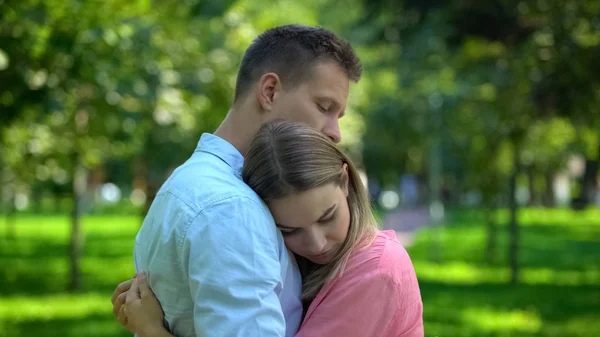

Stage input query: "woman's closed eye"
[
  {"left": 318, "top": 212, "right": 337, "bottom": 225},
  {"left": 279, "top": 227, "right": 300, "bottom": 236}
]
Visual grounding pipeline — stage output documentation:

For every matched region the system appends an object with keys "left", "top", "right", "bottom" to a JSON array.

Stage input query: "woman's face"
[{"left": 268, "top": 168, "right": 350, "bottom": 265}]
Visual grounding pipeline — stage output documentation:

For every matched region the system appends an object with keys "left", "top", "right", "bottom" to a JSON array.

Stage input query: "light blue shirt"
[{"left": 134, "top": 133, "right": 303, "bottom": 337}]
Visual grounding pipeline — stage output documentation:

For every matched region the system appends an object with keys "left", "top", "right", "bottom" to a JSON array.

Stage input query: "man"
[{"left": 111, "top": 24, "right": 362, "bottom": 337}]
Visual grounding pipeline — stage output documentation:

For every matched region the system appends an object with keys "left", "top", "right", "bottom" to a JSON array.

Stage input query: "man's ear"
[{"left": 256, "top": 72, "right": 281, "bottom": 112}]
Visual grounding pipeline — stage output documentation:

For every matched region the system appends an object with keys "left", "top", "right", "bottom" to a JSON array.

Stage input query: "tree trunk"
[
  {"left": 142, "top": 178, "right": 159, "bottom": 219},
  {"left": 139, "top": 148, "right": 163, "bottom": 225},
  {"left": 484, "top": 199, "right": 497, "bottom": 265},
  {"left": 31, "top": 184, "right": 43, "bottom": 213},
  {"left": 428, "top": 124, "right": 443, "bottom": 264},
  {"left": 6, "top": 187, "right": 16, "bottom": 240},
  {"left": 0, "top": 133, "right": 4, "bottom": 216},
  {"left": 0, "top": 150, "right": 10, "bottom": 239},
  {"left": 574, "top": 133, "right": 600, "bottom": 209},
  {"left": 54, "top": 192, "right": 62, "bottom": 213},
  {"left": 527, "top": 166, "right": 540, "bottom": 206},
  {"left": 68, "top": 152, "right": 87, "bottom": 292},
  {"left": 2, "top": 159, "right": 17, "bottom": 240},
  {"left": 508, "top": 140, "right": 521, "bottom": 284},
  {"left": 542, "top": 169, "right": 555, "bottom": 207}
]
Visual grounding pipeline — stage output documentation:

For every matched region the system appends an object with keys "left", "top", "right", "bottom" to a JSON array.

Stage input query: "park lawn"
[
  {"left": 0, "top": 215, "right": 138, "bottom": 337},
  {"left": 411, "top": 208, "right": 600, "bottom": 337},
  {"left": 1, "top": 208, "right": 599, "bottom": 337}
]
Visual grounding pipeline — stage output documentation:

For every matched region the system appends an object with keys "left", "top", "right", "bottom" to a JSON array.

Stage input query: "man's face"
[{"left": 268, "top": 60, "right": 350, "bottom": 143}]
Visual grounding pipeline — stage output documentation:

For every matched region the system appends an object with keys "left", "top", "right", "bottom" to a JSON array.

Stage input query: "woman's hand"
[{"left": 123, "top": 273, "right": 170, "bottom": 337}]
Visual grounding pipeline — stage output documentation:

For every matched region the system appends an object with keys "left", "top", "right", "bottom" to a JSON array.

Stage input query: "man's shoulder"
[
  {"left": 151, "top": 179, "right": 270, "bottom": 226},
  {"left": 139, "top": 174, "right": 276, "bottom": 258},
  {"left": 159, "top": 154, "right": 263, "bottom": 213},
  {"left": 138, "top": 151, "right": 276, "bottom": 252}
]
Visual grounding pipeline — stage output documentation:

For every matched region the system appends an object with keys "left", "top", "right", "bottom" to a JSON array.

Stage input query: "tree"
[
  {"left": 354, "top": 0, "right": 600, "bottom": 281},
  {"left": 0, "top": 0, "right": 160, "bottom": 290}
]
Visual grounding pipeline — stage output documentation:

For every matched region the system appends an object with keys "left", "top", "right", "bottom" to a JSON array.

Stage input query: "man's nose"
[{"left": 323, "top": 120, "right": 341, "bottom": 143}]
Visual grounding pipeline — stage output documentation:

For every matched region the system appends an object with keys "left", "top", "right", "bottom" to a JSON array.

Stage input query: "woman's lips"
[{"left": 308, "top": 247, "right": 335, "bottom": 263}]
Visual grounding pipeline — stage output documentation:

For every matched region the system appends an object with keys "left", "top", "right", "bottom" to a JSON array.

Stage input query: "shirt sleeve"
[
  {"left": 181, "top": 196, "right": 286, "bottom": 337},
  {"left": 295, "top": 266, "right": 423, "bottom": 337}
]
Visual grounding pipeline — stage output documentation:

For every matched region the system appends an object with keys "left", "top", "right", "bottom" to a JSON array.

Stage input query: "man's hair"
[{"left": 234, "top": 24, "right": 362, "bottom": 101}]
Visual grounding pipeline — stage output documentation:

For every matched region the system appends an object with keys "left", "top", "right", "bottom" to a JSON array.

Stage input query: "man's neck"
[{"left": 213, "top": 106, "right": 262, "bottom": 157}]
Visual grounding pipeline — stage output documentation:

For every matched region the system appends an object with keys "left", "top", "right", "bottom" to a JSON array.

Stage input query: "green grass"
[
  {"left": 0, "top": 215, "right": 138, "bottom": 337},
  {"left": 411, "top": 208, "right": 600, "bottom": 337},
  {"left": 1, "top": 208, "right": 599, "bottom": 336}
]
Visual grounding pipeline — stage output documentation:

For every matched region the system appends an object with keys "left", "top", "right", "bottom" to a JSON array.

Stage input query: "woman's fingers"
[
  {"left": 118, "top": 302, "right": 128, "bottom": 327},
  {"left": 113, "top": 291, "right": 127, "bottom": 317},
  {"left": 126, "top": 278, "right": 140, "bottom": 304},
  {"left": 137, "top": 273, "right": 153, "bottom": 298}
]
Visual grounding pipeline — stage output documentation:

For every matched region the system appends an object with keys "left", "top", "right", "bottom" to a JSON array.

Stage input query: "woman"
[{"left": 121, "top": 121, "right": 423, "bottom": 337}]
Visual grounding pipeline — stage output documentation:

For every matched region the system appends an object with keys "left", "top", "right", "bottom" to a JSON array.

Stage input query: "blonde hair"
[{"left": 242, "top": 120, "right": 378, "bottom": 300}]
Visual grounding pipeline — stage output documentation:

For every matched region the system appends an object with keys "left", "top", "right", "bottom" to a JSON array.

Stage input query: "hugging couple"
[{"left": 110, "top": 24, "right": 423, "bottom": 337}]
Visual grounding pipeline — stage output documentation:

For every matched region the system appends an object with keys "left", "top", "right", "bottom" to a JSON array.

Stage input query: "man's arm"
[{"left": 181, "top": 196, "right": 286, "bottom": 337}]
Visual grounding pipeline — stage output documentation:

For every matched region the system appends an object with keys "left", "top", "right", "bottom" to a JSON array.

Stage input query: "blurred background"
[{"left": 1, "top": 0, "right": 599, "bottom": 336}]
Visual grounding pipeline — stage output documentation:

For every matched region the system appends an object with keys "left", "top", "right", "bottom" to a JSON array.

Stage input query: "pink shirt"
[{"left": 295, "top": 230, "right": 424, "bottom": 337}]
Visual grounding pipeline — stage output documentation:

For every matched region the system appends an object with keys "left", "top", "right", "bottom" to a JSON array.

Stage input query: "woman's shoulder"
[{"left": 343, "top": 230, "right": 415, "bottom": 283}]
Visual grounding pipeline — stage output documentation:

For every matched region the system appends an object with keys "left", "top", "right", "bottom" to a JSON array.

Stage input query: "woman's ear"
[{"left": 342, "top": 163, "right": 349, "bottom": 197}]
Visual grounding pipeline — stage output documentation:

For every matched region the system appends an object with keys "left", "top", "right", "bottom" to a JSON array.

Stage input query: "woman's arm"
[{"left": 120, "top": 273, "right": 176, "bottom": 337}]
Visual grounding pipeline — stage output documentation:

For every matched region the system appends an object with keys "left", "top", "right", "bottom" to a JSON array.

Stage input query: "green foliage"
[
  {"left": 357, "top": 0, "right": 599, "bottom": 201},
  {"left": 0, "top": 0, "right": 377, "bottom": 198},
  {"left": 2, "top": 0, "right": 596, "bottom": 202}
]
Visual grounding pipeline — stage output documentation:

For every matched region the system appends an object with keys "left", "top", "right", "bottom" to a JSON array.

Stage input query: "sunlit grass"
[
  {"left": 413, "top": 261, "right": 600, "bottom": 285},
  {"left": 0, "top": 293, "right": 109, "bottom": 321},
  {"left": 461, "top": 307, "right": 542, "bottom": 334},
  {"left": 410, "top": 207, "right": 600, "bottom": 337},
  {"left": 1, "top": 209, "right": 599, "bottom": 337},
  {"left": 0, "top": 215, "right": 138, "bottom": 337}
]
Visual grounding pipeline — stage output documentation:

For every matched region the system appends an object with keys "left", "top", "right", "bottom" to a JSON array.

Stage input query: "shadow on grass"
[
  {"left": 0, "top": 265, "right": 133, "bottom": 296},
  {"left": 0, "top": 313, "right": 131, "bottom": 337},
  {"left": 406, "top": 210, "right": 600, "bottom": 336},
  {"left": 518, "top": 224, "right": 600, "bottom": 270},
  {"left": 421, "top": 280, "right": 600, "bottom": 321},
  {"left": 421, "top": 280, "right": 600, "bottom": 337},
  {"left": 408, "top": 221, "right": 600, "bottom": 272},
  {"left": 0, "top": 232, "right": 136, "bottom": 259},
  {"left": 0, "top": 232, "right": 137, "bottom": 295},
  {"left": 2, "top": 281, "right": 598, "bottom": 337},
  {"left": 0, "top": 237, "right": 138, "bottom": 295}
]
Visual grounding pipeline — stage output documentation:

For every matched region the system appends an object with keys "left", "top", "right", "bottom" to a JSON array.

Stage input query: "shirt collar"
[{"left": 194, "top": 133, "right": 244, "bottom": 177}]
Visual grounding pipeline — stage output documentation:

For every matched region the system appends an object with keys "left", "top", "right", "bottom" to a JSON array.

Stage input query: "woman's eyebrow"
[{"left": 316, "top": 204, "right": 336, "bottom": 222}]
